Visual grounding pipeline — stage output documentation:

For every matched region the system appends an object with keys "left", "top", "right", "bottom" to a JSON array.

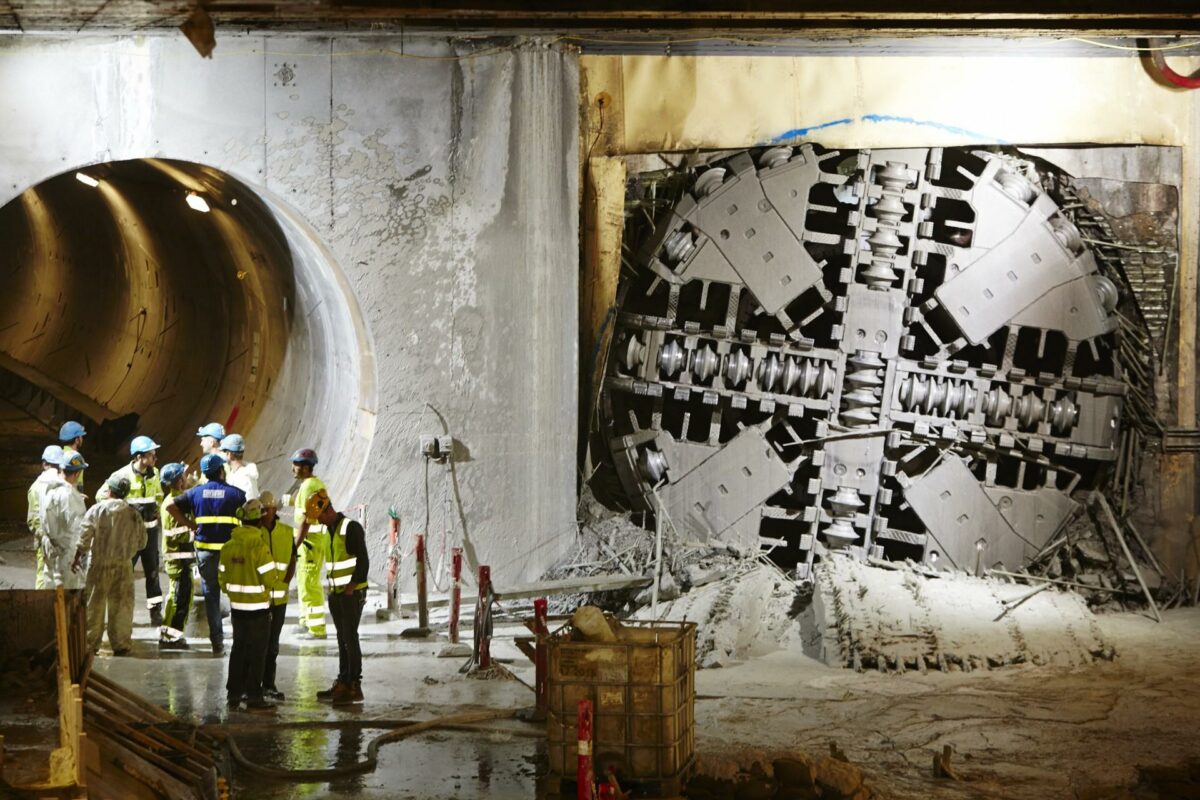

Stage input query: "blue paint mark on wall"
[
  {"left": 859, "top": 114, "right": 1008, "bottom": 144},
  {"left": 771, "top": 114, "right": 1007, "bottom": 144},
  {"left": 771, "top": 118, "right": 854, "bottom": 142}
]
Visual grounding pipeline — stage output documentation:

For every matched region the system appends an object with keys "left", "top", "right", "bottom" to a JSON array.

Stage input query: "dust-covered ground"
[{"left": 693, "top": 607, "right": 1200, "bottom": 799}]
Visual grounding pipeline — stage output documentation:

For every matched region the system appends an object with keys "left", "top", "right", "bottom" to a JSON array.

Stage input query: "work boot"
[
  {"left": 291, "top": 623, "right": 308, "bottom": 635},
  {"left": 243, "top": 696, "right": 277, "bottom": 714},
  {"left": 316, "top": 680, "right": 346, "bottom": 702},
  {"left": 330, "top": 682, "right": 357, "bottom": 706},
  {"left": 158, "top": 637, "right": 189, "bottom": 650},
  {"left": 264, "top": 687, "right": 286, "bottom": 702},
  {"left": 149, "top": 605, "right": 163, "bottom": 628},
  {"left": 351, "top": 682, "right": 364, "bottom": 702},
  {"left": 300, "top": 630, "right": 327, "bottom": 640},
  {"left": 212, "top": 642, "right": 226, "bottom": 656}
]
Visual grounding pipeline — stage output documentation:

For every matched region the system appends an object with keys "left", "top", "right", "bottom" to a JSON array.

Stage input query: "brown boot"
[
  {"left": 317, "top": 680, "right": 345, "bottom": 702},
  {"left": 351, "top": 682, "right": 364, "bottom": 702},
  {"left": 330, "top": 681, "right": 356, "bottom": 706}
]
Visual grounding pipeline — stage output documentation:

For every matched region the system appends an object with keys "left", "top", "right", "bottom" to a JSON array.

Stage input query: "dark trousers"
[
  {"left": 196, "top": 550, "right": 224, "bottom": 647},
  {"left": 263, "top": 603, "right": 287, "bottom": 691},
  {"left": 132, "top": 523, "right": 163, "bottom": 610},
  {"left": 329, "top": 589, "right": 366, "bottom": 683},
  {"left": 227, "top": 609, "right": 270, "bottom": 700}
]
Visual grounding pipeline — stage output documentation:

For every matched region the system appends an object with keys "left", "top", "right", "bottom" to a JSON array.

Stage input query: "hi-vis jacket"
[
  {"left": 218, "top": 525, "right": 286, "bottom": 612},
  {"left": 160, "top": 489, "right": 195, "bottom": 562},
  {"left": 265, "top": 519, "right": 296, "bottom": 607}
]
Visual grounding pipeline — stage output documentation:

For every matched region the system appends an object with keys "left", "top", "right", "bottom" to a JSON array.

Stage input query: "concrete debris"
[
  {"left": 636, "top": 562, "right": 798, "bottom": 668},
  {"left": 805, "top": 555, "right": 1115, "bottom": 672},
  {"left": 689, "top": 748, "right": 878, "bottom": 800}
]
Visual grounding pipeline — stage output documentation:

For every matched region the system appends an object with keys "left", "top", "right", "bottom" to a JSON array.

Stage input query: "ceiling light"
[
  {"left": 75, "top": 172, "right": 99, "bottom": 187},
  {"left": 186, "top": 193, "right": 211, "bottom": 213}
]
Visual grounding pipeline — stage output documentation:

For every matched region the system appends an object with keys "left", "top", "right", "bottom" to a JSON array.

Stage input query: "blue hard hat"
[
  {"left": 290, "top": 448, "right": 318, "bottom": 466},
  {"left": 200, "top": 453, "right": 226, "bottom": 477},
  {"left": 62, "top": 452, "right": 88, "bottom": 473},
  {"left": 160, "top": 462, "right": 186, "bottom": 485},
  {"left": 197, "top": 422, "right": 226, "bottom": 439},
  {"left": 219, "top": 433, "right": 245, "bottom": 453},
  {"left": 59, "top": 421, "right": 86, "bottom": 442},
  {"left": 130, "top": 435, "right": 160, "bottom": 455},
  {"left": 41, "top": 445, "right": 64, "bottom": 465}
]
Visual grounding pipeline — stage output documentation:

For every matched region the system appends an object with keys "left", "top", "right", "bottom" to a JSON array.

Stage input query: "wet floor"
[{"left": 231, "top": 727, "right": 545, "bottom": 798}]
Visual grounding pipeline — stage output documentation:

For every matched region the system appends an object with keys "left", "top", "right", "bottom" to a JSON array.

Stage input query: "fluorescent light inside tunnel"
[
  {"left": 186, "top": 192, "right": 210, "bottom": 213},
  {"left": 75, "top": 172, "right": 99, "bottom": 187}
]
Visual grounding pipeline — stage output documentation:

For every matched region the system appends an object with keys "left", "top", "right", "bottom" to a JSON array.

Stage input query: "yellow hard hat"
[
  {"left": 259, "top": 490, "right": 278, "bottom": 509},
  {"left": 305, "top": 488, "right": 332, "bottom": 519}
]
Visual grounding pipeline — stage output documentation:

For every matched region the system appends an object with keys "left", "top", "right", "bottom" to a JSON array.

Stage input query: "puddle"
[{"left": 231, "top": 728, "right": 546, "bottom": 799}]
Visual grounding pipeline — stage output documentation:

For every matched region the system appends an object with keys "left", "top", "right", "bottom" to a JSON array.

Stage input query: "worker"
[
  {"left": 191, "top": 422, "right": 226, "bottom": 485},
  {"left": 99, "top": 435, "right": 165, "bottom": 627},
  {"left": 41, "top": 451, "right": 89, "bottom": 589},
  {"left": 26, "top": 444, "right": 64, "bottom": 589},
  {"left": 164, "top": 453, "right": 247, "bottom": 656},
  {"left": 158, "top": 462, "right": 194, "bottom": 649},
  {"left": 307, "top": 489, "right": 369, "bottom": 705},
  {"left": 73, "top": 476, "right": 145, "bottom": 655},
  {"left": 219, "top": 498, "right": 283, "bottom": 712},
  {"left": 59, "top": 420, "right": 87, "bottom": 490},
  {"left": 287, "top": 449, "right": 328, "bottom": 639},
  {"left": 219, "top": 434, "right": 260, "bottom": 500},
  {"left": 257, "top": 491, "right": 296, "bottom": 701}
]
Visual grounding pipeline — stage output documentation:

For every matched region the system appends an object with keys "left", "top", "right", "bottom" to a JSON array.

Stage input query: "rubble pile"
[{"left": 688, "top": 748, "right": 881, "bottom": 800}]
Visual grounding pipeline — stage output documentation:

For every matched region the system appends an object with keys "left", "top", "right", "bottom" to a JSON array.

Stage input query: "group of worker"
[{"left": 26, "top": 420, "right": 370, "bottom": 711}]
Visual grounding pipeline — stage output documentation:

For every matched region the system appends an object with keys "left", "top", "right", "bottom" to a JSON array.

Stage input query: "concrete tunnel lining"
[{"left": 0, "top": 158, "right": 374, "bottom": 509}]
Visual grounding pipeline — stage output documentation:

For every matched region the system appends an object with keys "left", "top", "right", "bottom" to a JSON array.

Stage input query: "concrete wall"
[{"left": 0, "top": 34, "right": 580, "bottom": 587}]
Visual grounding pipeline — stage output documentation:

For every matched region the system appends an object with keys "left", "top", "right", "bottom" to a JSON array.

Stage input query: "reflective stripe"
[
  {"left": 146, "top": 596, "right": 164, "bottom": 606},
  {"left": 163, "top": 551, "right": 195, "bottom": 561},
  {"left": 270, "top": 590, "right": 287, "bottom": 600},
  {"left": 306, "top": 604, "right": 328, "bottom": 614},
  {"left": 195, "top": 541, "right": 225, "bottom": 551},
  {"left": 225, "top": 583, "right": 263, "bottom": 593},
  {"left": 329, "top": 575, "right": 352, "bottom": 587},
  {"left": 328, "top": 558, "right": 357, "bottom": 570},
  {"left": 167, "top": 526, "right": 190, "bottom": 535},
  {"left": 230, "top": 600, "right": 270, "bottom": 611},
  {"left": 306, "top": 524, "right": 327, "bottom": 533},
  {"left": 256, "top": 563, "right": 274, "bottom": 575},
  {"left": 218, "top": 564, "right": 225, "bottom": 571},
  {"left": 144, "top": 519, "right": 160, "bottom": 528},
  {"left": 196, "top": 516, "right": 240, "bottom": 525},
  {"left": 270, "top": 561, "right": 290, "bottom": 571}
]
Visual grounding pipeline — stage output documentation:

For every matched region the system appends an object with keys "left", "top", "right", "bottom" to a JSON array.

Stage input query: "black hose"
[{"left": 219, "top": 708, "right": 518, "bottom": 782}]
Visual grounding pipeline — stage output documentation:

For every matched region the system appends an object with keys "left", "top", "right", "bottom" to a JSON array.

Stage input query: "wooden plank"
[{"left": 397, "top": 574, "right": 651, "bottom": 612}]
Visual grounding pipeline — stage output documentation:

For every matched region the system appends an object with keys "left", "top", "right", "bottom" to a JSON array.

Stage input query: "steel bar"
[{"left": 1095, "top": 494, "right": 1161, "bottom": 622}]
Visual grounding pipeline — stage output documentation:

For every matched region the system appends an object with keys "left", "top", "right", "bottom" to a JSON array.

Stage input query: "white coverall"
[
  {"left": 40, "top": 476, "right": 87, "bottom": 590},
  {"left": 227, "top": 461, "right": 260, "bottom": 500},
  {"left": 77, "top": 498, "right": 146, "bottom": 653},
  {"left": 27, "top": 469, "right": 59, "bottom": 588}
]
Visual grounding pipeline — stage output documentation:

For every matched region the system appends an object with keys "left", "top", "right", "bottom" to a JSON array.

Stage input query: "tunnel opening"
[{"left": 0, "top": 158, "right": 374, "bottom": 520}]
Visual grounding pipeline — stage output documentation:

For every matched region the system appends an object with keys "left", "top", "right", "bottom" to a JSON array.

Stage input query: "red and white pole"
[
  {"left": 386, "top": 512, "right": 400, "bottom": 612},
  {"left": 478, "top": 565, "right": 492, "bottom": 669},
  {"left": 415, "top": 533, "right": 429, "bottom": 631},
  {"left": 577, "top": 699, "right": 594, "bottom": 800},
  {"left": 449, "top": 547, "right": 463, "bottom": 644},
  {"left": 534, "top": 597, "right": 549, "bottom": 717}
]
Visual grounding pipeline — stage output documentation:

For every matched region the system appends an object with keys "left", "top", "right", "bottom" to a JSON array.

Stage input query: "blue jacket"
[{"left": 173, "top": 480, "right": 247, "bottom": 549}]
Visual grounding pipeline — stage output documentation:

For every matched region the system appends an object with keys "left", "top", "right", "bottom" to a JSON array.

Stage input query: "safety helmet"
[
  {"left": 106, "top": 476, "right": 131, "bottom": 499},
  {"left": 305, "top": 488, "right": 332, "bottom": 519},
  {"left": 219, "top": 433, "right": 245, "bottom": 453},
  {"left": 59, "top": 421, "right": 86, "bottom": 442},
  {"left": 258, "top": 490, "right": 278, "bottom": 509},
  {"left": 41, "top": 445, "right": 64, "bottom": 465},
  {"left": 241, "top": 498, "right": 264, "bottom": 522},
  {"left": 200, "top": 453, "right": 226, "bottom": 477},
  {"left": 197, "top": 422, "right": 226, "bottom": 440},
  {"left": 130, "top": 435, "right": 160, "bottom": 456},
  {"left": 160, "top": 462, "right": 187, "bottom": 486},
  {"left": 290, "top": 448, "right": 318, "bottom": 466},
  {"left": 62, "top": 452, "right": 88, "bottom": 473}
]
